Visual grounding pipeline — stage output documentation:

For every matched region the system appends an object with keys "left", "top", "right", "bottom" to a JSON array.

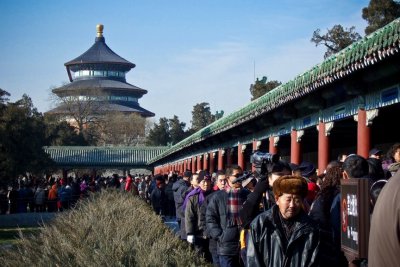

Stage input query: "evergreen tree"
[
  {"left": 0, "top": 88, "right": 10, "bottom": 111},
  {"left": 169, "top": 115, "right": 187, "bottom": 145},
  {"left": 362, "top": 0, "right": 400, "bottom": 35},
  {"left": 190, "top": 102, "right": 214, "bottom": 132},
  {"left": 0, "top": 94, "right": 54, "bottom": 186},
  {"left": 44, "top": 115, "right": 88, "bottom": 146},
  {"left": 250, "top": 76, "right": 281, "bottom": 101},
  {"left": 146, "top": 117, "right": 171, "bottom": 146}
]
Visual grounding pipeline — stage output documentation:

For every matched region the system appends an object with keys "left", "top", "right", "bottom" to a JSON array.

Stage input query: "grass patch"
[{"left": 0, "top": 227, "right": 41, "bottom": 245}]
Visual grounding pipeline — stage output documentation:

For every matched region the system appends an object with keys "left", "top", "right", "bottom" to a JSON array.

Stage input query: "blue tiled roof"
[
  {"left": 52, "top": 79, "right": 147, "bottom": 95},
  {"left": 65, "top": 36, "right": 135, "bottom": 70}
]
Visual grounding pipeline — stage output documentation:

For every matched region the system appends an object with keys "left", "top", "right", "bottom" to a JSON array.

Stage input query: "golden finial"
[{"left": 96, "top": 24, "right": 104, "bottom": 37}]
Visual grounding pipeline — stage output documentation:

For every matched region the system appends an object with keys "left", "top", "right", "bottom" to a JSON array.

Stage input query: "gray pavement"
[{"left": 0, "top": 212, "right": 57, "bottom": 228}]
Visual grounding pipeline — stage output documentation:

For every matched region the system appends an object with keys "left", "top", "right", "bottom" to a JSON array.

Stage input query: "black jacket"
[
  {"left": 206, "top": 189, "right": 250, "bottom": 256},
  {"left": 185, "top": 190, "right": 213, "bottom": 237},
  {"left": 246, "top": 205, "right": 320, "bottom": 267}
]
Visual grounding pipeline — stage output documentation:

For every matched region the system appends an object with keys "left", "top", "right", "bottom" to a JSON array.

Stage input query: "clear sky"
[{"left": 0, "top": 0, "right": 369, "bottom": 127}]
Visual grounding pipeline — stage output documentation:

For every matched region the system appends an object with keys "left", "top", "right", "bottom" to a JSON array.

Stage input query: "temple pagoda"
[{"left": 47, "top": 24, "right": 154, "bottom": 118}]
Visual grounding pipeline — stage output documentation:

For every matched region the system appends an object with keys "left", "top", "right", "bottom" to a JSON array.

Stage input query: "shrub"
[{"left": 0, "top": 189, "right": 210, "bottom": 267}]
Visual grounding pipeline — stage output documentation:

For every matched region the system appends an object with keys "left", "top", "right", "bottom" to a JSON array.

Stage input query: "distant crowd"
[
  {"left": 1, "top": 142, "right": 399, "bottom": 267},
  {"left": 0, "top": 173, "right": 155, "bottom": 214}
]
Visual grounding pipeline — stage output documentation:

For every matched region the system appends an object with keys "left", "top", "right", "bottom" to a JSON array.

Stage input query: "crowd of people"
[
  {"left": 147, "top": 142, "right": 400, "bottom": 267},
  {"left": 1, "top": 142, "right": 399, "bottom": 267}
]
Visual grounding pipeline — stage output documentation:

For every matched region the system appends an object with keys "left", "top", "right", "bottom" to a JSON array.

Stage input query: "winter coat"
[
  {"left": 172, "top": 179, "right": 190, "bottom": 220},
  {"left": 246, "top": 205, "right": 320, "bottom": 267},
  {"left": 368, "top": 170, "right": 400, "bottom": 267},
  {"left": 185, "top": 190, "right": 212, "bottom": 238},
  {"left": 34, "top": 188, "right": 46, "bottom": 205},
  {"left": 206, "top": 189, "right": 250, "bottom": 256},
  {"left": 150, "top": 187, "right": 167, "bottom": 216},
  {"left": 309, "top": 192, "right": 342, "bottom": 267},
  {"left": 48, "top": 185, "right": 58, "bottom": 200}
]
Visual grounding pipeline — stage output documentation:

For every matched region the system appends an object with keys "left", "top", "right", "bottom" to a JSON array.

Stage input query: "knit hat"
[
  {"left": 183, "top": 170, "right": 192, "bottom": 178},
  {"left": 273, "top": 175, "right": 308, "bottom": 198},
  {"left": 369, "top": 148, "right": 383, "bottom": 157},
  {"left": 299, "top": 161, "right": 316, "bottom": 178}
]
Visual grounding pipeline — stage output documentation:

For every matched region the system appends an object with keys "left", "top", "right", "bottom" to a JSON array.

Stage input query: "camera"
[
  {"left": 232, "top": 171, "right": 253, "bottom": 184},
  {"left": 250, "top": 151, "right": 279, "bottom": 176}
]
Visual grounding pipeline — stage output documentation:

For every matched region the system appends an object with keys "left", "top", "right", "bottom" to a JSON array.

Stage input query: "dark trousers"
[
  {"left": 219, "top": 254, "right": 241, "bottom": 267},
  {"left": 209, "top": 239, "right": 220, "bottom": 266},
  {"left": 193, "top": 238, "right": 212, "bottom": 263}
]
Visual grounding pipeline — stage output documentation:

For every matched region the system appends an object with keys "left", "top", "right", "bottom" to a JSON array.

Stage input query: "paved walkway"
[{"left": 0, "top": 213, "right": 57, "bottom": 228}]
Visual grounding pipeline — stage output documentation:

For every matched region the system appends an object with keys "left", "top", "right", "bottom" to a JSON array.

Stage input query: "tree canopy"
[
  {"left": 146, "top": 117, "right": 171, "bottom": 146},
  {"left": 190, "top": 102, "right": 215, "bottom": 132},
  {"left": 44, "top": 115, "right": 88, "bottom": 146},
  {"left": 311, "top": 25, "right": 362, "bottom": 58},
  {"left": 311, "top": 1, "right": 400, "bottom": 58},
  {"left": 363, "top": 0, "right": 400, "bottom": 35},
  {"left": 250, "top": 76, "right": 282, "bottom": 101},
  {"left": 145, "top": 102, "right": 221, "bottom": 146},
  {"left": 0, "top": 93, "right": 55, "bottom": 186},
  {"left": 97, "top": 112, "right": 147, "bottom": 146}
]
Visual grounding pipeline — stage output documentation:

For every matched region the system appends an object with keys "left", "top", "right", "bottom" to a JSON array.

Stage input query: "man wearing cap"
[
  {"left": 298, "top": 161, "right": 320, "bottom": 209},
  {"left": 246, "top": 175, "right": 320, "bottom": 267},
  {"left": 369, "top": 148, "right": 383, "bottom": 160}
]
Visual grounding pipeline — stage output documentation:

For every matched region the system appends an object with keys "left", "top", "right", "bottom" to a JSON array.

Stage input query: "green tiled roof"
[
  {"left": 44, "top": 146, "right": 168, "bottom": 167},
  {"left": 149, "top": 18, "right": 400, "bottom": 164}
]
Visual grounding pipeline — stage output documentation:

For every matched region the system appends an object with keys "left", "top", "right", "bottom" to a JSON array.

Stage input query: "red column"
[
  {"left": 269, "top": 136, "right": 278, "bottom": 154},
  {"left": 357, "top": 109, "right": 370, "bottom": 158},
  {"left": 197, "top": 155, "right": 202, "bottom": 171},
  {"left": 291, "top": 130, "right": 301, "bottom": 165},
  {"left": 227, "top": 148, "right": 233, "bottom": 167},
  {"left": 192, "top": 157, "right": 196, "bottom": 173},
  {"left": 218, "top": 149, "right": 224, "bottom": 171},
  {"left": 203, "top": 153, "right": 209, "bottom": 171},
  {"left": 187, "top": 159, "right": 191, "bottom": 171},
  {"left": 318, "top": 122, "right": 329, "bottom": 176},
  {"left": 238, "top": 144, "right": 244, "bottom": 170},
  {"left": 209, "top": 152, "right": 215, "bottom": 174}
]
